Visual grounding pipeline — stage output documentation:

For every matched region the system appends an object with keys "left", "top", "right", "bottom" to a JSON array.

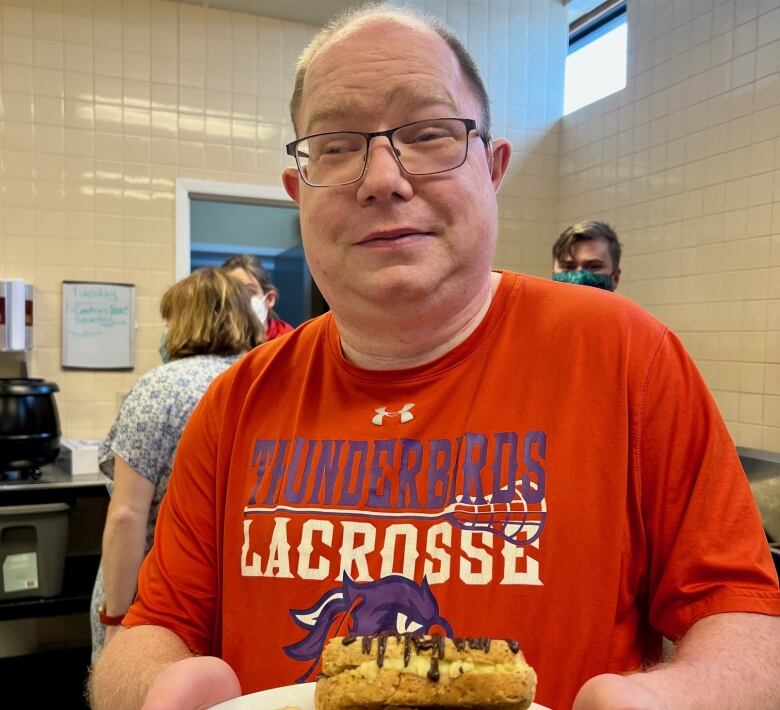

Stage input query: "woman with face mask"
[
  {"left": 223, "top": 254, "right": 294, "bottom": 340},
  {"left": 90, "top": 268, "right": 263, "bottom": 661}
]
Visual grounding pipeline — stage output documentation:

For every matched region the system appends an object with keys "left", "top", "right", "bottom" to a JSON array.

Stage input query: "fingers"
[{"left": 141, "top": 656, "right": 242, "bottom": 710}]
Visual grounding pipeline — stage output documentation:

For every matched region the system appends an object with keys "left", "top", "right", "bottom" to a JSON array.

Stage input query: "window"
[{"left": 563, "top": 0, "right": 628, "bottom": 115}]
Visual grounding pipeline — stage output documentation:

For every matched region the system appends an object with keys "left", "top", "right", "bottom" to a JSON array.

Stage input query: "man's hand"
[
  {"left": 141, "top": 656, "right": 242, "bottom": 710},
  {"left": 572, "top": 673, "right": 668, "bottom": 710},
  {"left": 572, "top": 613, "right": 780, "bottom": 710}
]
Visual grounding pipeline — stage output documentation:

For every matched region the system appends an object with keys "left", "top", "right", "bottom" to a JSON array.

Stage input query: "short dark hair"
[
  {"left": 289, "top": 4, "right": 491, "bottom": 140},
  {"left": 552, "top": 221, "right": 622, "bottom": 270}
]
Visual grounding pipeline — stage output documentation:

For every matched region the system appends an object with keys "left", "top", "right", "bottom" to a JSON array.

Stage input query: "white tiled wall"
[
  {"left": 0, "top": 0, "right": 316, "bottom": 437},
  {"left": 396, "top": 0, "right": 567, "bottom": 274},
  {"left": 559, "top": 0, "right": 780, "bottom": 450},
  {"left": 0, "top": 0, "right": 566, "bottom": 440},
  {"left": 4, "top": 0, "right": 777, "bottom": 451}
]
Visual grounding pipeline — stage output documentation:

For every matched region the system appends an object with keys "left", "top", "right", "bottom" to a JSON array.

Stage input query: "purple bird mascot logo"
[{"left": 284, "top": 574, "right": 452, "bottom": 682}]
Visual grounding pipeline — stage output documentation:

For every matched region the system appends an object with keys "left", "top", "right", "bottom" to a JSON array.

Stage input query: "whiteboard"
[{"left": 61, "top": 281, "right": 135, "bottom": 370}]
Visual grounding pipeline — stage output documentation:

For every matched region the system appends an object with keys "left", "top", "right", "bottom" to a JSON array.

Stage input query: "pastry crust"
[{"left": 315, "top": 634, "right": 537, "bottom": 710}]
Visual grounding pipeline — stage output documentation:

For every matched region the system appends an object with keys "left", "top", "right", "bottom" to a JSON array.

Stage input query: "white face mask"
[{"left": 250, "top": 294, "right": 270, "bottom": 326}]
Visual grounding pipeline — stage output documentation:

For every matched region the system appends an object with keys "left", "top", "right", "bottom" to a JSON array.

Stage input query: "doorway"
[{"left": 175, "top": 179, "right": 327, "bottom": 326}]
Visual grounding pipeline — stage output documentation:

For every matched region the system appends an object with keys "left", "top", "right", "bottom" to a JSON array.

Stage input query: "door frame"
[{"left": 174, "top": 178, "right": 295, "bottom": 280}]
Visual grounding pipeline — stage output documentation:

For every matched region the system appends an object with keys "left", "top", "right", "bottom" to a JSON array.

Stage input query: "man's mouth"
[{"left": 357, "top": 228, "right": 434, "bottom": 244}]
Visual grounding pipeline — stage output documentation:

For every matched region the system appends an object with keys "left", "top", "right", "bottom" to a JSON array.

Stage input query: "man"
[
  {"left": 552, "top": 220, "right": 621, "bottom": 290},
  {"left": 90, "top": 7, "right": 780, "bottom": 710}
]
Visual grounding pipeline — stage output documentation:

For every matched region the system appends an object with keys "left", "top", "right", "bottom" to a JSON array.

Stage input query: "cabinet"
[
  {"left": 0, "top": 465, "right": 108, "bottom": 625},
  {"left": 0, "top": 466, "right": 108, "bottom": 707}
]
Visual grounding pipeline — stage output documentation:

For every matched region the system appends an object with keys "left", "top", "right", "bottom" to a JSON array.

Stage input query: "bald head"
[{"left": 289, "top": 5, "right": 491, "bottom": 138}]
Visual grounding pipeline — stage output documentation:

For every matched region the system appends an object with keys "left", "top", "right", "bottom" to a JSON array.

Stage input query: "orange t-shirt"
[{"left": 127, "top": 272, "right": 780, "bottom": 709}]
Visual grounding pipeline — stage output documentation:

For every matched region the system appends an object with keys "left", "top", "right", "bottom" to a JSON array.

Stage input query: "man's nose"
[{"left": 356, "top": 137, "right": 413, "bottom": 202}]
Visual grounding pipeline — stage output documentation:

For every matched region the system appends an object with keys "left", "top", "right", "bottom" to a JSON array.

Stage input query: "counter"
[{"left": 0, "top": 464, "right": 107, "bottom": 493}]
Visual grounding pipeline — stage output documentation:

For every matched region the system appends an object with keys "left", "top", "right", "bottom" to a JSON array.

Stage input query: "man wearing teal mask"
[{"left": 552, "top": 221, "right": 621, "bottom": 291}]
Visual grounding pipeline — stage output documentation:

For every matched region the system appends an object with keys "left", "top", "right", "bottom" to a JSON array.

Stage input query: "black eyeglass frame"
[{"left": 285, "top": 117, "right": 489, "bottom": 187}]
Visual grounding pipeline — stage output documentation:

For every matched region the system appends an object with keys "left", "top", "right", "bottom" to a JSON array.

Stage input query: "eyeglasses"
[{"left": 285, "top": 117, "right": 487, "bottom": 188}]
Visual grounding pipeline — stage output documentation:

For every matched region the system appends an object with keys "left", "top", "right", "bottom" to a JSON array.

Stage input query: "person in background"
[
  {"left": 89, "top": 268, "right": 263, "bottom": 660},
  {"left": 552, "top": 220, "right": 621, "bottom": 291},
  {"left": 223, "top": 254, "right": 294, "bottom": 339},
  {"left": 90, "top": 6, "right": 779, "bottom": 710}
]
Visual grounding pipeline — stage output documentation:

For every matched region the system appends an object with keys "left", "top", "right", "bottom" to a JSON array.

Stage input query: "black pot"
[{"left": 0, "top": 378, "right": 61, "bottom": 474}]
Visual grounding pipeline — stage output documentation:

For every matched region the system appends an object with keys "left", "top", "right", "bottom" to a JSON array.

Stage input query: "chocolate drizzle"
[
  {"left": 377, "top": 633, "right": 389, "bottom": 668},
  {"left": 403, "top": 634, "right": 414, "bottom": 666},
  {"left": 343, "top": 632, "right": 521, "bottom": 681},
  {"left": 411, "top": 633, "right": 446, "bottom": 660},
  {"left": 452, "top": 636, "right": 493, "bottom": 652},
  {"left": 427, "top": 656, "right": 440, "bottom": 681}
]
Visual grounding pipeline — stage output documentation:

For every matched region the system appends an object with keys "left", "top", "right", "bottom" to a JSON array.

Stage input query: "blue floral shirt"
[
  {"left": 99, "top": 353, "right": 241, "bottom": 545},
  {"left": 91, "top": 353, "right": 240, "bottom": 658}
]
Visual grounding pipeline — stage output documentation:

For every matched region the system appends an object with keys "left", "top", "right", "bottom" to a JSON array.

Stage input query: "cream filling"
[{"left": 352, "top": 657, "right": 524, "bottom": 680}]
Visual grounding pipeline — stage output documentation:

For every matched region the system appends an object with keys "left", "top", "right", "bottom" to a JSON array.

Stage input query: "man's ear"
[
  {"left": 282, "top": 167, "right": 302, "bottom": 204},
  {"left": 612, "top": 269, "right": 621, "bottom": 289},
  {"left": 487, "top": 138, "right": 512, "bottom": 192}
]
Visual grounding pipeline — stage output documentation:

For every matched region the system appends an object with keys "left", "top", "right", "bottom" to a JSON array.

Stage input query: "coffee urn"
[{"left": 0, "top": 280, "right": 62, "bottom": 479}]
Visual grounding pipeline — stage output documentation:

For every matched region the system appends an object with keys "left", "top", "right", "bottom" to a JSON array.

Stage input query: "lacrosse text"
[
  {"left": 245, "top": 431, "right": 547, "bottom": 510},
  {"left": 240, "top": 430, "right": 548, "bottom": 584},
  {"left": 240, "top": 517, "right": 543, "bottom": 586}
]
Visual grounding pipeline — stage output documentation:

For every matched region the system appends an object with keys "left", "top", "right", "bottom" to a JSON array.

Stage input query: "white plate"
[
  {"left": 209, "top": 682, "right": 549, "bottom": 710},
  {"left": 209, "top": 682, "right": 315, "bottom": 710}
]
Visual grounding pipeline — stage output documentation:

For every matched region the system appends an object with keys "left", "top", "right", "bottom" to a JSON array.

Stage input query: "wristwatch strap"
[{"left": 98, "top": 603, "right": 125, "bottom": 626}]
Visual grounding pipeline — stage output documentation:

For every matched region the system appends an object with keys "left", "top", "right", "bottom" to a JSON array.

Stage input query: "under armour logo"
[{"left": 372, "top": 403, "right": 415, "bottom": 425}]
